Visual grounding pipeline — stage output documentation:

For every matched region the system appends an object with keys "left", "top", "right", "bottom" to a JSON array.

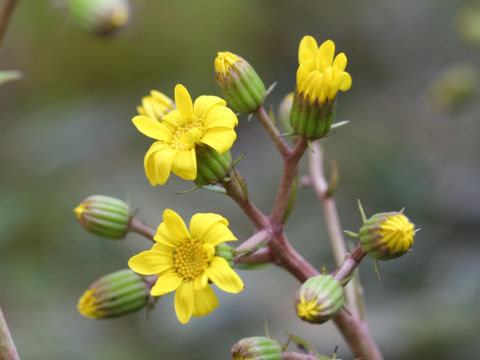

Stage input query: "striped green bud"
[
  {"left": 231, "top": 336, "right": 282, "bottom": 360},
  {"left": 74, "top": 195, "right": 131, "bottom": 239},
  {"left": 215, "top": 52, "right": 266, "bottom": 114},
  {"left": 295, "top": 275, "right": 344, "bottom": 324},
  {"left": 77, "top": 269, "right": 151, "bottom": 319}
]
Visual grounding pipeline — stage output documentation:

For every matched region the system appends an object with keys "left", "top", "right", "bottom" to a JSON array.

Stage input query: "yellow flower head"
[
  {"left": 136, "top": 90, "right": 175, "bottom": 121},
  {"left": 296, "top": 36, "right": 352, "bottom": 104},
  {"left": 128, "top": 209, "right": 244, "bottom": 324},
  {"left": 132, "top": 84, "right": 238, "bottom": 185},
  {"left": 214, "top": 51, "right": 241, "bottom": 75},
  {"left": 359, "top": 212, "right": 415, "bottom": 260},
  {"left": 378, "top": 214, "right": 415, "bottom": 254}
]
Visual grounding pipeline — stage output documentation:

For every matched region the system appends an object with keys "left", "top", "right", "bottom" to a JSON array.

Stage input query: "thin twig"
[
  {"left": 0, "top": 306, "right": 20, "bottom": 360},
  {"left": 129, "top": 218, "right": 155, "bottom": 242},
  {"left": 308, "top": 140, "right": 360, "bottom": 318},
  {"left": 333, "top": 244, "right": 367, "bottom": 282},
  {"left": 234, "top": 229, "right": 271, "bottom": 260},
  {"left": 0, "top": 0, "right": 18, "bottom": 48},
  {"left": 282, "top": 352, "right": 318, "bottom": 360},
  {"left": 254, "top": 105, "right": 292, "bottom": 158},
  {"left": 235, "top": 248, "right": 273, "bottom": 263}
]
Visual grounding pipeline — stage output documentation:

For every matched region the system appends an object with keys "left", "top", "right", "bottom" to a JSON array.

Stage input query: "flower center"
[
  {"left": 170, "top": 120, "right": 205, "bottom": 151},
  {"left": 297, "top": 296, "right": 322, "bottom": 320},
  {"left": 173, "top": 239, "right": 208, "bottom": 281}
]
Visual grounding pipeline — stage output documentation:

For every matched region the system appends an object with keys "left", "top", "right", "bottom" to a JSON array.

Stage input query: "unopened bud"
[
  {"left": 215, "top": 51, "right": 266, "bottom": 114},
  {"left": 195, "top": 145, "right": 232, "bottom": 186},
  {"left": 74, "top": 195, "right": 131, "bottom": 239},
  {"left": 215, "top": 243, "right": 235, "bottom": 268},
  {"left": 77, "top": 269, "right": 152, "bottom": 319},
  {"left": 67, "top": 0, "right": 130, "bottom": 37},
  {"left": 231, "top": 336, "right": 282, "bottom": 360},
  {"left": 359, "top": 212, "right": 415, "bottom": 260},
  {"left": 295, "top": 275, "right": 344, "bottom": 324}
]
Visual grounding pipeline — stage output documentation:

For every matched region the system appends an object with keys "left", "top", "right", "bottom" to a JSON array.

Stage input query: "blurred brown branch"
[{"left": 0, "top": 0, "right": 18, "bottom": 47}]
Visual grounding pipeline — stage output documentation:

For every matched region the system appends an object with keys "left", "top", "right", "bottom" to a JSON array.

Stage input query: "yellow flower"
[
  {"left": 296, "top": 36, "right": 352, "bottom": 104},
  {"left": 128, "top": 209, "right": 244, "bottom": 324},
  {"left": 136, "top": 90, "right": 175, "bottom": 121},
  {"left": 359, "top": 212, "right": 415, "bottom": 260},
  {"left": 132, "top": 84, "right": 238, "bottom": 185},
  {"left": 78, "top": 288, "right": 104, "bottom": 318}
]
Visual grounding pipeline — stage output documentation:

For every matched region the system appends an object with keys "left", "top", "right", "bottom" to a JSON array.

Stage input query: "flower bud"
[
  {"left": 77, "top": 269, "right": 152, "bottom": 319},
  {"left": 195, "top": 145, "right": 232, "bottom": 186},
  {"left": 295, "top": 275, "right": 344, "bottom": 324},
  {"left": 290, "top": 36, "right": 351, "bottom": 139},
  {"left": 215, "top": 51, "right": 266, "bottom": 113},
  {"left": 359, "top": 212, "right": 415, "bottom": 260},
  {"left": 136, "top": 90, "right": 175, "bottom": 121},
  {"left": 215, "top": 243, "right": 235, "bottom": 268},
  {"left": 67, "top": 0, "right": 130, "bottom": 37},
  {"left": 231, "top": 336, "right": 282, "bottom": 360},
  {"left": 74, "top": 195, "right": 131, "bottom": 239}
]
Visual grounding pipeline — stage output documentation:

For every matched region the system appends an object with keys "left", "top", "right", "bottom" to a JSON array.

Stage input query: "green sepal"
[{"left": 195, "top": 145, "right": 232, "bottom": 186}]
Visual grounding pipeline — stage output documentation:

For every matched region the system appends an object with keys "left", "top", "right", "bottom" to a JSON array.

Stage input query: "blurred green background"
[{"left": 1, "top": 0, "right": 480, "bottom": 359}]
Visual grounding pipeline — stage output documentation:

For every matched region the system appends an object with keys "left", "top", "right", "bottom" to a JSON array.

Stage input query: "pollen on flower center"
[
  {"left": 170, "top": 120, "right": 205, "bottom": 151},
  {"left": 173, "top": 239, "right": 208, "bottom": 281}
]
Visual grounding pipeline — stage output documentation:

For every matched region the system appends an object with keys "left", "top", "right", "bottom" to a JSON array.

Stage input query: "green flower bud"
[
  {"left": 231, "top": 336, "right": 282, "bottom": 360},
  {"left": 77, "top": 269, "right": 152, "bottom": 319},
  {"left": 295, "top": 275, "right": 344, "bottom": 324},
  {"left": 195, "top": 145, "right": 232, "bottom": 186},
  {"left": 215, "top": 51, "right": 266, "bottom": 114},
  {"left": 215, "top": 243, "right": 235, "bottom": 268},
  {"left": 74, "top": 195, "right": 131, "bottom": 239},
  {"left": 359, "top": 212, "right": 415, "bottom": 261},
  {"left": 67, "top": 0, "right": 130, "bottom": 37}
]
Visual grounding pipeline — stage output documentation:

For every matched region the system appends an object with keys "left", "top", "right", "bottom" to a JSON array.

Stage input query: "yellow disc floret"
[{"left": 173, "top": 239, "right": 208, "bottom": 281}]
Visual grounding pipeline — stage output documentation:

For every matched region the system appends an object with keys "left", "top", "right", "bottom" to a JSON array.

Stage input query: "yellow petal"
[
  {"left": 171, "top": 148, "right": 197, "bottom": 180},
  {"left": 333, "top": 52, "right": 347, "bottom": 72},
  {"left": 163, "top": 209, "right": 190, "bottom": 242},
  {"left": 128, "top": 250, "right": 172, "bottom": 275},
  {"left": 200, "top": 128, "right": 236, "bottom": 154},
  {"left": 203, "top": 243, "right": 216, "bottom": 260},
  {"left": 190, "top": 213, "right": 236, "bottom": 246},
  {"left": 203, "top": 106, "right": 238, "bottom": 129},
  {"left": 192, "top": 285, "right": 218, "bottom": 317},
  {"left": 154, "top": 222, "right": 183, "bottom": 247},
  {"left": 298, "top": 35, "right": 318, "bottom": 64},
  {"left": 193, "top": 271, "right": 208, "bottom": 290},
  {"left": 174, "top": 281, "right": 194, "bottom": 324},
  {"left": 161, "top": 110, "right": 184, "bottom": 131},
  {"left": 189, "top": 213, "right": 228, "bottom": 238},
  {"left": 174, "top": 84, "right": 193, "bottom": 123},
  {"left": 208, "top": 257, "right": 244, "bottom": 294},
  {"left": 151, "top": 272, "right": 182, "bottom": 296},
  {"left": 339, "top": 72, "right": 352, "bottom": 91},
  {"left": 144, "top": 143, "right": 176, "bottom": 186},
  {"left": 317, "top": 40, "right": 335, "bottom": 72},
  {"left": 132, "top": 115, "right": 172, "bottom": 141},
  {"left": 193, "top": 95, "right": 226, "bottom": 121}
]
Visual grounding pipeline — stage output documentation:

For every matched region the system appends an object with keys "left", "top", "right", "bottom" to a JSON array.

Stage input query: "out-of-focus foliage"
[{"left": 0, "top": 1, "right": 479, "bottom": 359}]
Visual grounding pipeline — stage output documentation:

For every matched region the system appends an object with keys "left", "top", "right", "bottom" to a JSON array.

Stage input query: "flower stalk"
[{"left": 0, "top": 306, "right": 20, "bottom": 360}]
